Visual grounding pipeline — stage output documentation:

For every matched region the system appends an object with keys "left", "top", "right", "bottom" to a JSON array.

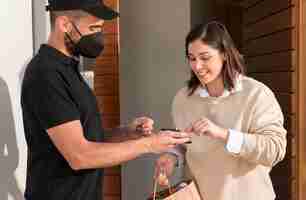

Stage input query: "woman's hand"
[{"left": 185, "top": 117, "right": 229, "bottom": 141}]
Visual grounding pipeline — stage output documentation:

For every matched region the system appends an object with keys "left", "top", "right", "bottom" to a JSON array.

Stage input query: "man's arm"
[{"left": 47, "top": 120, "right": 190, "bottom": 170}]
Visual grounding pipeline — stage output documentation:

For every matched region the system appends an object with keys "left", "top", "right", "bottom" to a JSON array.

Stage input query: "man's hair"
[{"left": 50, "top": 10, "right": 89, "bottom": 30}]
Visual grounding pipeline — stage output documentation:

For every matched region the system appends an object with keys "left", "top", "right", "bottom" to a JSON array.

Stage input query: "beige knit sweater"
[{"left": 172, "top": 76, "right": 287, "bottom": 200}]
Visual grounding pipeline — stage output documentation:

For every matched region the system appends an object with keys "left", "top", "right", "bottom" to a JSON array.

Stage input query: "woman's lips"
[{"left": 197, "top": 71, "right": 208, "bottom": 77}]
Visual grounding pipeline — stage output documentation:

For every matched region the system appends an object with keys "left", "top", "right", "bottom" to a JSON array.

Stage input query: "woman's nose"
[{"left": 192, "top": 60, "right": 202, "bottom": 71}]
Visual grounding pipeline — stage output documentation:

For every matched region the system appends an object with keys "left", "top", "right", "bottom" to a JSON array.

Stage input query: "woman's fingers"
[{"left": 193, "top": 120, "right": 208, "bottom": 135}]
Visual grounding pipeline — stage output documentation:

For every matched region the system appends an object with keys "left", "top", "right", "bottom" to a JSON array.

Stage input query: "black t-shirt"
[{"left": 21, "top": 45, "right": 104, "bottom": 200}]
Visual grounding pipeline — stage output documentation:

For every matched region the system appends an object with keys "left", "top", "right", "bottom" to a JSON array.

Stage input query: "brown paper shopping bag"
[{"left": 147, "top": 179, "right": 202, "bottom": 200}]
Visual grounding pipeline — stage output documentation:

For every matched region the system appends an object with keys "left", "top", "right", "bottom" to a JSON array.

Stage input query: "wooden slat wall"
[
  {"left": 213, "top": 2, "right": 244, "bottom": 49},
  {"left": 94, "top": 0, "right": 121, "bottom": 200},
  {"left": 242, "top": 0, "right": 297, "bottom": 199}
]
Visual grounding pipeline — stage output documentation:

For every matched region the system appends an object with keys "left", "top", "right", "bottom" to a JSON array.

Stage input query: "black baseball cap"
[{"left": 46, "top": 0, "right": 119, "bottom": 20}]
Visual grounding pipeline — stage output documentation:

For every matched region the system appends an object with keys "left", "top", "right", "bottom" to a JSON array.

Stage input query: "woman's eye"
[
  {"left": 200, "top": 56, "right": 211, "bottom": 62},
  {"left": 188, "top": 57, "right": 196, "bottom": 62}
]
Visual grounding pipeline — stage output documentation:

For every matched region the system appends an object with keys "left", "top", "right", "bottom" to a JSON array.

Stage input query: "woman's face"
[{"left": 187, "top": 39, "right": 225, "bottom": 86}]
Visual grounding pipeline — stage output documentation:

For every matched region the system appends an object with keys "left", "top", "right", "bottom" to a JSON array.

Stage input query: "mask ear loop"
[
  {"left": 64, "top": 24, "right": 79, "bottom": 57},
  {"left": 64, "top": 22, "right": 82, "bottom": 51},
  {"left": 70, "top": 22, "right": 83, "bottom": 37},
  {"left": 64, "top": 32, "right": 75, "bottom": 44}
]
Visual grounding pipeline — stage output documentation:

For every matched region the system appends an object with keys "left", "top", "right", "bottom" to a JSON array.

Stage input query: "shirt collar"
[
  {"left": 39, "top": 44, "right": 80, "bottom": 68},
  {"left": 195, "top": 75, "right": 243, "bottom": 98}
]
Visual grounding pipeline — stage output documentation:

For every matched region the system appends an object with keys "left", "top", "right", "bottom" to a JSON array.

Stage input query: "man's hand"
[
  {"left": 104, "top": 117, "right": 154, "bottom": 142},
  {"left": 128, "top": 117, "right": 154, "bottom": 137},
  {"left": 142, "top": 131, "right": 191, "bottom": 154}
]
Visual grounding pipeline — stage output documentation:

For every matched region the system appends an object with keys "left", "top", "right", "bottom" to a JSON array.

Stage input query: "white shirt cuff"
[{"left": 225, "top": 129, "right": 244, "bottom": 154}]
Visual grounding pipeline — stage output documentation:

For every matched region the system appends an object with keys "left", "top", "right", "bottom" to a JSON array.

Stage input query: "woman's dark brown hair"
[{"left": 185, "top": 21, "right": 246, "bottom": 96}]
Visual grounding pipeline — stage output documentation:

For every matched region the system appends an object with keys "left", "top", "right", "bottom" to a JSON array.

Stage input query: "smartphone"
[
  {"left": 160, "top": 128, "right": 192, "bottom": 144},
  {"left": 160, "top": 128, "right": 181, "bottom": 132}
]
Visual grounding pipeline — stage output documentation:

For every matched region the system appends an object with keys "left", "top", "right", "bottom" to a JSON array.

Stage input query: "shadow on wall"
[{"left": 0, "top": 77, "right": 23, "bottom": 200}]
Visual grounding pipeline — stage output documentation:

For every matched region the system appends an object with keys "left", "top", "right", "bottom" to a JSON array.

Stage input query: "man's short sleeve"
[{"left": 23, "top": 71, "right": 80, "bottom": 130}]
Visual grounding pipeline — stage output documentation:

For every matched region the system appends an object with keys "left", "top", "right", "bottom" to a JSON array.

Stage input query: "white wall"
[
  {"left": 32, "top": 0, "right": 50, "bottom": 53},
  {"left": 0, "top": 1, "right": 33, "bottom": 200},
  {"left": 119, "top": 1, "right": 190, "bottom": 199}
]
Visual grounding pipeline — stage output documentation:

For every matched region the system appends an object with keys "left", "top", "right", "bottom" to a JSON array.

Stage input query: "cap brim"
[{"left": 83, "top": 5, "right": 119, "bottom": 20}]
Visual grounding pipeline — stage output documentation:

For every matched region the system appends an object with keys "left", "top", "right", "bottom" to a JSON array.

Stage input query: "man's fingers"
[
  {"left": 169, "top": 137, "right": 191, "bottom": 145},
  {"left": 184, "top": 126, "right": 193, "bottom": 133},
  {"left": 180, "top": 131, "right": 194, "bottom": 137},
  {"left": 137, "top": 117, "right": 154, "bottom": 126},
  {"left": 141, "top": 125, "right": 152, "bottom": 130},
  {"left": 135, "top": 117, "right": 154, "bottom": 134},
  {"left": 142, "top": 130, "right": 152, "bottom": 136},
  {"left": 161, "top": 131, "right": 191, "bottom": 139}
]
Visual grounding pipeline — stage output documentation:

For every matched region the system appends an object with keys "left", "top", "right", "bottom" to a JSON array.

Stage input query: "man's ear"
[{"left": 57, "top": 16, "right": 72, "bottom": 34}]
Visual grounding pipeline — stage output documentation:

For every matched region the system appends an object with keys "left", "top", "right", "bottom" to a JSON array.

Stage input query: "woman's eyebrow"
[
  {"left": 188, "top": 52, "right": 210, "bottom": 57},
  {"left": 198, "top": 52, "right": 210, "bottom": 56}
]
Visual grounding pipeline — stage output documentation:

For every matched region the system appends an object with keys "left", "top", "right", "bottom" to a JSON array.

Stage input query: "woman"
[{"left": 155, "top": 21, "right": 287, "bottom": 200}]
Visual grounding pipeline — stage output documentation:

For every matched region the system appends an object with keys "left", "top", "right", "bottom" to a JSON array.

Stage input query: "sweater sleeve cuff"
[{"left": 225, "top": 129, "right": 244, "bottom": 154}]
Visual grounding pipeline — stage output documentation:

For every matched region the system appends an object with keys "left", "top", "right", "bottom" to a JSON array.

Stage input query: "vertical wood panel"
[
  {"left": 103, "top": 197, "right": 121, "bottom": 200},
  {"left": 284, "top": 115, "right": 296, "bottom": 137},
  {"left": 94, "top": 75, "right": 119, "bottom": 96},
  {"left": 102, "top": 115, "right": 120, "bottom": 129},
  {"left": 94, "top": 0, "right": 121, "bottom": 200},
  {"left": 95, "top": 56, "right": 119, "bottom": 75},
  {"left": 103, "top": 175, "right": 121, "bottom": 195},
  {"left": 275, "top": 93, "right": 296, "bottom": 115},
  {"left": 297, "top": 0, "right": 306, "bottom": 199}
]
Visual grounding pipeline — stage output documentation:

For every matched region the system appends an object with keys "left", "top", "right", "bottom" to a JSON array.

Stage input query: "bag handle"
[
  {"left": 153, "top": 171, "right": 173, "bottom": 200},
  {"left": 152, "top": 178, "right": 198, "bottom": 200}
]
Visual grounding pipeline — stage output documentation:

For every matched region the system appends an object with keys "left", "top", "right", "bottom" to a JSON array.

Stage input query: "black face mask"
[{"left": 65, "top": 23, "right": 104, "bottom": 58}]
